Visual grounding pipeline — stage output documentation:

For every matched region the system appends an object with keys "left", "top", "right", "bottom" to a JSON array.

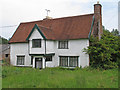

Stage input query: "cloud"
[
  {"left": 0, "top": 0, "right": 119, "bottom": 39},
  {"left": 118, "top": 1, "right": 120, "bottom": 32},
  {"left": 102, "top": 2, "right": 118, "bottom": 31}
]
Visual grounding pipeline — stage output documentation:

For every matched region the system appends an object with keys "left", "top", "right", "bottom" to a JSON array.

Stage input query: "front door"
[{"left": 35, "top": 57, "right": 42, "bottom": 69}]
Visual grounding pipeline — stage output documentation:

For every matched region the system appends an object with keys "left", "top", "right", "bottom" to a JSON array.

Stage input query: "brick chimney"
[
  {"left": 93, "top": 1, "right": 103, "bottom": 39},
  {"left": 43, "top": 16, "right": 53, "bottom": 20}
]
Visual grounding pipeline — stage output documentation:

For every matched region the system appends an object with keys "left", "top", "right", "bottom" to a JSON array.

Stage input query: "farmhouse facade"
[{"left": 9, "top": 2, "right": 103, "bottom": 69}]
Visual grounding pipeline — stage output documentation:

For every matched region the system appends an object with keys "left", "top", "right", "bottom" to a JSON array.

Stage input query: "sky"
[
  {"left": 0, "top": 0, "right": 119, "bottom": 39},
  {"left": 118, "top": 1, "right": 120, "bottom": 33}
]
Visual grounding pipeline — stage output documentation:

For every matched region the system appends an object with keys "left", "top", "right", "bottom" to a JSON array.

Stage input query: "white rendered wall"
[
  {"left": 28, "top": 28, "right": 55, "bottom": 68},
  {"left": 46, "top": 40, "right": 55, "bottom": 53},
  {"left": 10, "top": 43, "right": 31, "bottom": 66},
  {"left": 29, "top": 28, "right": 55, "bottom": 54},
  {"left": 29, "top": 28, "right": 45, "bottom": 54},
  {"left": 10, "top": 39, "right": 89, "bottom": 68},
  {"left": 10, "top": 26, "right": 89, "bottom": 68},
  {"left": 28, "top": 27, "right": 89, "bottom": 68},
  {"left": 53, "top": 39, "right": 89, "bottom": 68}
]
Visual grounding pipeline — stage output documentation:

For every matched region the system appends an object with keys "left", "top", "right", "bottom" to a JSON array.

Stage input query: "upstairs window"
[
  {"left": 58, "top": 41, "right": 68, "bottom": 49},
  {"left": 32, "top": 39, "right": 41, "bottom": 48}
]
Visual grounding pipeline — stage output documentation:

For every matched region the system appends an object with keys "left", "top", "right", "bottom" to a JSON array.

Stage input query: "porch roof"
[{"left": 29, "top": 53, "right": 55, "bottom": 56}]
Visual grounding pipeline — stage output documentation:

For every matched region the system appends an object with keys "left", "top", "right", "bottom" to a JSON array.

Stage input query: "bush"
[{"left": 84, "top": 30, "right": 120, "bottom": 69}]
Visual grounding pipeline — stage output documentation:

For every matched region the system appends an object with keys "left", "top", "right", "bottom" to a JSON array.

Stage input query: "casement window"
[
  {"left": 32, "top": 39, "right": 41, "bottom": 48},
  {"left": 45, "top": 56, "right": 52, "bottom": 61},
  {"left": 60, "top": 56, "right": 68, "bottom": 67},
  {"left": 59, "top": 56, "right": 78, "bottom": 67},
  {"left": 17, "top": 56, "right": 25, "bottom": 65},
  {"left": 58, "top": 41, "right": 68, "bottom": 49},
  {"left": 69, "top": 56, "right": 78, "bottom": 67}
]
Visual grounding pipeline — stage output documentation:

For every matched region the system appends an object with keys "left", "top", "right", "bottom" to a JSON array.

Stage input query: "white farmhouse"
[{"left": 9, "top": 2, "right": 103, "bottom": 69}]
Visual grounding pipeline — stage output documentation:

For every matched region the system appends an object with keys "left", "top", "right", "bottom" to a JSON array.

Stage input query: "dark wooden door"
[{"left": 35, "top": 58, "right": 42, "bottom": 69}]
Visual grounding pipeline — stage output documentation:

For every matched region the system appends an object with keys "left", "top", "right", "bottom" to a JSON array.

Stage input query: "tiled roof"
[{"left": 9, "top": 14, "right": 94, "bottom": 43}]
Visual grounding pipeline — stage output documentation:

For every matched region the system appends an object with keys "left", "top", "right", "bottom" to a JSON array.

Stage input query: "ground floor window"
[
  {"left": 45, "top": 56, "right": 52, "bottom": 61},
  {"left": 69, "top": 56, "right": 78, "bottom": 67},
  {"left": 60, "top": 56, "right": 68, "bottom": 67},
  {"left": 17, "top": 56, "right": 25, "bottom": 65},
  {"left": 59, "top": 56, "right": 78, "bottom": 67}
]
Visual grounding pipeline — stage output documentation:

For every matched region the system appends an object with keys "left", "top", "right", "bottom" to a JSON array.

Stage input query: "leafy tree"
[
  {"left": 0, "top": 36, "right": 8, "bottom": 44},
  {"left": 84, "top": 28, "right": 120, "bottom": 69},
  {"left": 111, "top": 29, "right": 119, "bottom": 36}
]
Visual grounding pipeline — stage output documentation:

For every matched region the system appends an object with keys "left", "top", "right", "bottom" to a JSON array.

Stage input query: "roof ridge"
[
  {"left": 37, "top": 24, "right": 52, "bottom": 30},
  {"left": 9, "top": 13, "right": 94, "bottom": 43},
  {"left": 52, "top": 13, "right": 94, "bottom": 20},
  {"left": 21, "top": 13, "right": 94, "bottom": 24}
]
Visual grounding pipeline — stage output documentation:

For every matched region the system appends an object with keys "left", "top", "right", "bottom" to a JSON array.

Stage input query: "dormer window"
[
  {"left": 32, "top": 39, "right": 41, "bottom": 48},
  {"left": 58, "top": 40, "right": 68, "bottom": 49}
]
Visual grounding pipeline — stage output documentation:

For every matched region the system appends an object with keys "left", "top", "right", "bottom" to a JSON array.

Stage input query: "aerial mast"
[{"left": 45, "top": 9, "right": 50, "bottom": 17}]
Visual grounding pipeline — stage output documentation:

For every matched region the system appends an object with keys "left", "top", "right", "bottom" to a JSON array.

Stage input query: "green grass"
[
  {"left": 0, "top": 64, "right": 2, "bottom": 89},
  {"left": 2, "top": 66, "right": 118, "bottom": 88}
]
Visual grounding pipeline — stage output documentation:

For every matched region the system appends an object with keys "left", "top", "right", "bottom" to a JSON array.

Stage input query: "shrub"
[{"left": 84, "top": 30, "right": 120, "bottom": 69}]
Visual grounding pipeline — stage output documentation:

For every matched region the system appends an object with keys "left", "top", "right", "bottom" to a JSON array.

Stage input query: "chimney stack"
[
  {"left": 93, "top": 1, "right": 103, "bottom": 39},
  {"left": 43, "top": 16, "right": 53, "bottom": 20}
]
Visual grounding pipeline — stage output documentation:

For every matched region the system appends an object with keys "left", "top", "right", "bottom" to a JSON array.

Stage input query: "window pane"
[
  {"left": 60, "top": 56, "right": 68, "bottom": 67},
  {"left": 46, "top": 56, "right": 52, "bottom": 61},
  {"left": 17, "top": 56, "right": 25, "bottom": 65},
  {"left": 59, "top": 41, "right": 68, "bottom": 49},
  {"left": 69, "top": 56, "right": 78, "bottom": 67},
  {"left": 61, "top": 42, "right": 64, "bottom": 48},
  {"left": 32, "top": 39, "right": 41, "bottom": 48},
  {"left": 64, "top": 41, "right": 68, "bottom": 48}
]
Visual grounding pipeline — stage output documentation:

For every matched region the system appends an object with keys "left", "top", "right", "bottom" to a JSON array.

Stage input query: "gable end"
[{"left": 26, "top": 24, "right": 46, "bottom": 40}]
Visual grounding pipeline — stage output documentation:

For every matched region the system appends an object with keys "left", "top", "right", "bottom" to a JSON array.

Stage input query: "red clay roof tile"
[{"left": 9, "top": 14, "right": 94, "bottom": 43}]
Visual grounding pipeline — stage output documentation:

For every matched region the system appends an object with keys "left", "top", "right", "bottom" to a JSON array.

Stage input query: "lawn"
[
  {"left": 0, "top": 64, "right": 2, "bottom": 90},
  {"left": 2, "top": 66, "right": 118, "bottom": 88}
]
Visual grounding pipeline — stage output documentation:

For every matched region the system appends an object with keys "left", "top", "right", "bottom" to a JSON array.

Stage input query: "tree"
[
  {"left": 111, "top": 29, "right": 119, "bottom": 36},
  {"left": 84, "top": 27, "right": 120, "bottom": 69},
  {"left": 0, "top": 36, "right": 8, "bottom": 44}
]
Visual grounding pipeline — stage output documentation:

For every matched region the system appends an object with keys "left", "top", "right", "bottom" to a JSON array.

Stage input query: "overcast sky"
[{"left": 0, "top": 0, "right": 119, "bottom": 39}]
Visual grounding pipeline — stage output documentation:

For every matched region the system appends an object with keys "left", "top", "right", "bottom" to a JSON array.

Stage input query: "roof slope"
[{"left": 9, "top": 14, "right": 94, "bottom": 43}]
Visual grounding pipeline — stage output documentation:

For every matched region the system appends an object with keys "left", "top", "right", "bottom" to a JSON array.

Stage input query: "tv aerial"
[{"left": 45, "top": 9, "right": 50, "bottom": 16}]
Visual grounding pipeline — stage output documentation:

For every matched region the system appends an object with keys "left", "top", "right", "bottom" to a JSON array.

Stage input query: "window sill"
[
  {"left": 16, "top": 65, "right": 25, "bottom": 67},
  {"left": 60, "top": 66, "right": 77, "bottom": 68},
  {"left": 46, "top": 61, "right": 52, "bottom": 62},
  {"left": 58, "top": 48, "right": 69, "bottom": 49},
  {"left": 16, "top": 65, "right": 32, "bottom": 67},
  {"left": 32, "top": 47, "right": 41, "bottom": 48}
]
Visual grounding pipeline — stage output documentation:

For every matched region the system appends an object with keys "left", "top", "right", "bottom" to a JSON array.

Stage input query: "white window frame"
[
  {"left": 17, "top": 56, "right": 25, "bottom": 65},
  {"left": 59, "top": 56, "right": 78, "bottom": 67},
  {"left": 32, "top": 39, "right": 41, "bottom": 48},
  {"left": 58, "top": 41, "right": 68, "bottom": 49}
]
